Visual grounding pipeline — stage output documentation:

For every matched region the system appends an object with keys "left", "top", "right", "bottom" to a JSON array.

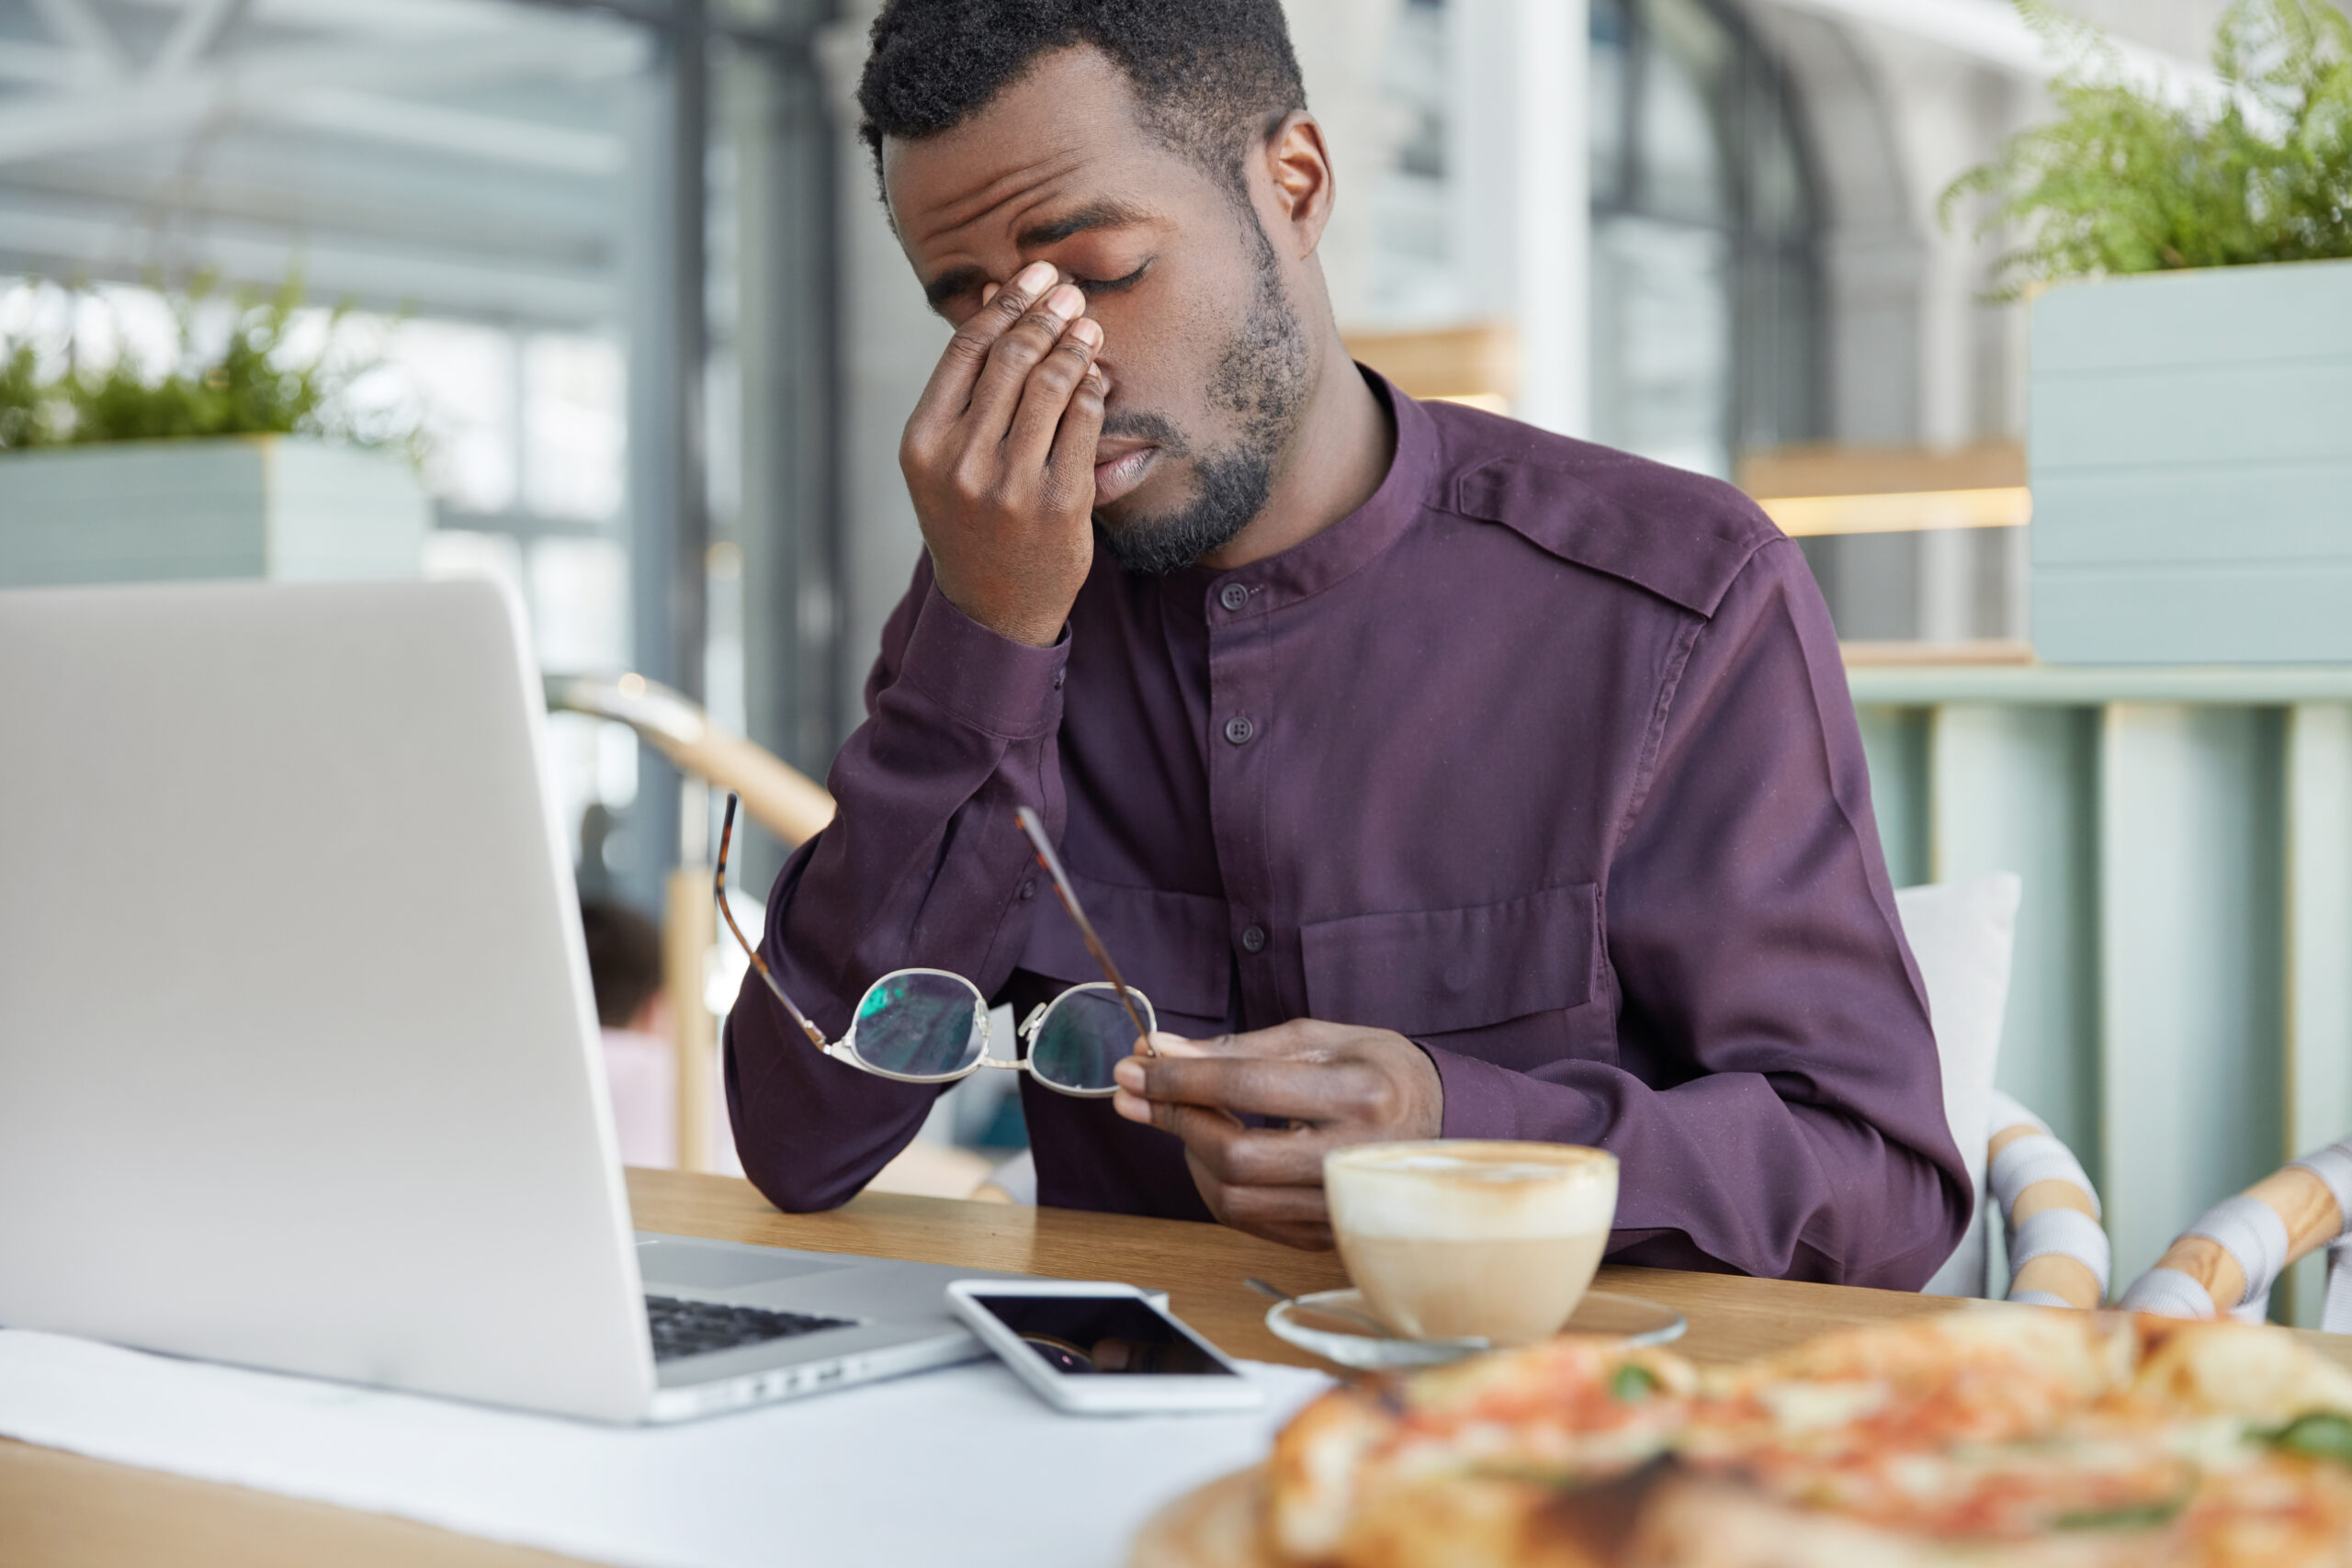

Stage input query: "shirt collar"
[{"left": 1166, "top": 368, "right": 1437, "bottom": 621}]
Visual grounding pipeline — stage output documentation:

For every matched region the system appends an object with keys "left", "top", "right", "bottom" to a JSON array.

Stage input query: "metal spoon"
[{"left": 1244, "top": 1276, "right": 1401, "bottom": 1338}]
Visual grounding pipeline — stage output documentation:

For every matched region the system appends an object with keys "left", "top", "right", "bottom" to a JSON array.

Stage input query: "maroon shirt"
[{"left": 726, "top": 378, "right": 1970, "bottom": 1288}]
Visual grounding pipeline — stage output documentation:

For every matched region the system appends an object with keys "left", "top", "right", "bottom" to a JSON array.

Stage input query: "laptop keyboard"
[{"left": 644, "top": 1293, "right": 855, "bottom": 1362}]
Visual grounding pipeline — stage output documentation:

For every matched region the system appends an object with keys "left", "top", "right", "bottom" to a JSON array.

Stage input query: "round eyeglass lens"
[
  {"left": 1030, "top": 985, "right": 1156, "bottom": 1093},
  {"left": 851, "top": 971, "right": 986, "bottom": 1079}
]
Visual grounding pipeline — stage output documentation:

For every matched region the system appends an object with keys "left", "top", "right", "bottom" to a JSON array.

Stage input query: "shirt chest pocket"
[
  {"left": 1300, "top": 882, "right": 1599, "bottom": 1037},
  {"left": 1016, "top": 872, "right": 1234, "bottom": 1022}
]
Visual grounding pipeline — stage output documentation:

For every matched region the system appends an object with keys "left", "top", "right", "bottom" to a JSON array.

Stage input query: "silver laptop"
[{"left": 0, "top": 577, "right": 1010, "bottom": 1423}]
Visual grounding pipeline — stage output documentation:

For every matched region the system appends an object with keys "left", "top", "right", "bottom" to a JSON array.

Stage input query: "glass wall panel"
[
  {"left": 0, "top": 0, "right": 651, "bottom": 887},
  {"left": 1588, "top": 0, "right": 1822, "bottom": 477},
  {"left": 1369, "top": 0, "right": 1821, "bottom": 477}
]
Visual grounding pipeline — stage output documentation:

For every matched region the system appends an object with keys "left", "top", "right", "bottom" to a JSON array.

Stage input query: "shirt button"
[
  {"left": 1224, "top": 715, "right": 1255, "bottom": 746},
  {"left": 1239, "top": 924, "right": 1268, "bottom": 953},
  {"left": 1052, "top": 668, "right": 1065, "bottom": 690},
  {"left": 1019, "top": 879, "right": 1036, "bottom": 900},
  {"left": 1218, "top": 582, "right": 1250, "bottom": 612}
]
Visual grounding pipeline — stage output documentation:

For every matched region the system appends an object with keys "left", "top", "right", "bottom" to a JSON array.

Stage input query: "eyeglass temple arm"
[
  {"left": 1013, "top": 806, "right": 1155, "bottom": 1051},
  {"left": 715, "top": 793, "right": 831, "bottom": 1053}
]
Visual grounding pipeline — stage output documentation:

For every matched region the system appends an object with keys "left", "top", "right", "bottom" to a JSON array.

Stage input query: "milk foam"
[{"left": 1326, "top": 1142, "right": 1618, "bottom": 1240}]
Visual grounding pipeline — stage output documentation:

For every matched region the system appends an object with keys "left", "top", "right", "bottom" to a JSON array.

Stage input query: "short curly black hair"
[{"left": 855, "top": 0, "right": 1307, "bottom": 202}]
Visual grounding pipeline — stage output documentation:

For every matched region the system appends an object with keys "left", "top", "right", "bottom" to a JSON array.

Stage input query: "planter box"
[
  {"left": 0, "top": 436, "right": 427, "bottom": 589},
  {"left": 2030, "top": 257, "right": 2352, "bottom": 664}
]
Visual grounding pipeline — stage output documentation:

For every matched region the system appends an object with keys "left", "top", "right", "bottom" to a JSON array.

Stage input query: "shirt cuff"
[
  {"left": 897, "top": 581, "right": 1071, "bottom": 740},
  {"left": 1425, "top": 1043, "right": 1532, "bottom": 1141}
]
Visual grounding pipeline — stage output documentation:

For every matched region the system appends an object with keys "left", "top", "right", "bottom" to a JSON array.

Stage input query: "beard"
[{"left": 1092, "top": 220, "right": 1312, "bottom": 576}]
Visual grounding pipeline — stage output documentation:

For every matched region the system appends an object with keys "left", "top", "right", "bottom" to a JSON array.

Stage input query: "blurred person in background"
[
  {"left": 581, "top": 899, "right": 675, "bottom": 1170},
  {"left": 726, "top": 0, "right": 1968, "bottom": 1286}
]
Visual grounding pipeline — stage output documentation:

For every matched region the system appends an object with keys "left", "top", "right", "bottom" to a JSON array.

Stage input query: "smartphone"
[{"left": 945, "top": 1279, "right": 1263, "bottom": 1415}]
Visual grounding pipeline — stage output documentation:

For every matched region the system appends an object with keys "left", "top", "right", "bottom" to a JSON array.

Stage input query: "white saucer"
[{"left": 1265, "top": 1288, "right": 1688, "bottom": 1370}]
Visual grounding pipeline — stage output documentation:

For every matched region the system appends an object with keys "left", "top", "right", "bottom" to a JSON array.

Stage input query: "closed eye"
[{"left": 1073, "top": 259, "right": 1151, "bottom": 297}]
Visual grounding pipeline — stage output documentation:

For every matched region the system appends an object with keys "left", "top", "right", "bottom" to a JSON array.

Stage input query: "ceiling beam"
[
  {"left": 147, "top": 0, "right": 254, "bottom": 80},
  {"left": 107, "top": 0, "right": 590, "bottom": 40},
  {"left": 29, "top": 0, "right": 129, "bottom": 79},
  {"left": 0, "top": 28, "right": 642, "bottom": 166},
  {"left": 0, "top": 155, "right": 614, "bottom": 269},
  {"left": 1758, "top": 0, "right": 2213, "bottom": 96},
  {"left": 0, "top": 198, "right": 614, "bottom": 324},
  {"left": 0, "top": 39, "right": 96, "bottom": 85},
  {"left": 254, "top": 89, "right": 623, "bottom": 177}
]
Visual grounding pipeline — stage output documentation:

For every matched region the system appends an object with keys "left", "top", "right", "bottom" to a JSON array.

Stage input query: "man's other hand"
[
  {"left": 900, "top": 259, "right": 1107, "bottom": 649},
  {"left": 1110, "top": 1021, "right": 1443, "bottom": 1249}
]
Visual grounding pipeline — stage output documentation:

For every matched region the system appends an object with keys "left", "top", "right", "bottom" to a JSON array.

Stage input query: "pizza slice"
[
  {"left": 1268, "top": 1335, "right": 1695, "bottom": 1565},
  {"left": 1253, "top": 1312, "right": 2352, "bottom": 1568}
]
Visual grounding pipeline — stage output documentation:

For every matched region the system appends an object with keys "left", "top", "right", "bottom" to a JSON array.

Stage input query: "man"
[{"left": 725, "top": 0, "right": 1971, "bottom": 1285}]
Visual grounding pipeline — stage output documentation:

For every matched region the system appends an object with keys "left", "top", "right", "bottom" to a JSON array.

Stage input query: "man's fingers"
[
  {"left": 1192, "top": 1121, "right": 1347, "bottom": 1188},
  {"left": 1185, "top": 1155, "right": 1336, "bottom": 1250},
  {"left": 908, "top": 260, "right": 1057, "bottom": 429},
  {"left": 1113, "top": 1087, "right": 1239, "bottom": 1134},
  {"left": 1144, "top": 1031, "right": 1209, "bottom": 1057},
  {"left": 1116, "top": 1051, "right": 1390, "bottom": 1125},
  {"left": 1149, "top": 1019, "right": 1351, "bottom": 1063},
  {"left": 1008, "top": 315, "right": 1101, "bottom": 473},
  {"left": 1042, "top": 342, "right": 1106, "bottom": 512},
  {"left": 1125, "top": 1091, "right": 1338, "bottom": 1187},
  {"left": 957, "top": 282, "right": 1084, "bottom": 441}
]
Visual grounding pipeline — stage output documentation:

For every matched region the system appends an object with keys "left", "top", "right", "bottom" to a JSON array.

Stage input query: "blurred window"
[
  {"left": 1589, "top": 0, "right": 1823, "bottom": 478},
  {"left": 1371, "top": 0, "right": 1460, "bottom": 324},
  {"left": 1372, "top": 0, "right": 1822, "bottom": 474},
  {"left": 0, "top": 0, "right": 645, "bottom": 878}
]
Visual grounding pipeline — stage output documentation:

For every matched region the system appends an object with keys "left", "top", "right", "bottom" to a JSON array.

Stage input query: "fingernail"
[
  {"left": 980, "top": 282, "right": 1000, "bottom": 306},
  {"left": 1041, "top": 283, "right": 1083, "bottom": 321},
  {"left": 1013, "top": 260, "right": 1057, "bottom": 295},
  {"left": 1112, "top": 1089, "right": 1148, "bottom": 1123},
  {"left": 1114, "top": 1058, "right": 1145, "bottom": 1091},
  {"left": 1069, "top": 318, "right": 1102, "bottom": 350}
]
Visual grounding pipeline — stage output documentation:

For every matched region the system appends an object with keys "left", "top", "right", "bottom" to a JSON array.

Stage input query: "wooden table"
[{"left": 11, "top": 1168, "right": 2352, "bottom": 1567}]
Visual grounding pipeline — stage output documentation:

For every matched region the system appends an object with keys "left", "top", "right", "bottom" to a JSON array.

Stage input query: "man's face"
[{"left": 883, "top": 47, "right": 1310, "bottom": 573}]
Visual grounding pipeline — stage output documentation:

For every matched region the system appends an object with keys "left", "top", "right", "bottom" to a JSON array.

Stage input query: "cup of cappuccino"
[{"left": 1323, "top": 1141, "right": 1619, "bottom": 1346}]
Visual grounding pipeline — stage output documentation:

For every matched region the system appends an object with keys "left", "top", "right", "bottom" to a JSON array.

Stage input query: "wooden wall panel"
[
  {"left": 1928, "top": 704, "right": 2102, "bottom": 1172},
  {"left": 1850, "top": 667, "right": 2352, "bottom": 1319},
  {"left": 2096, "top": 705, "right": 2286, "bottom": 1291},
  {"left": 2287, "top": 704, "right": 2352, "bottom": 1325},
  {"left": 1857, "top": 705, "right": 1930, "bottom": 889},
  {"left": 2027, "top": 262, "right": 2352, "bottom": 666}
]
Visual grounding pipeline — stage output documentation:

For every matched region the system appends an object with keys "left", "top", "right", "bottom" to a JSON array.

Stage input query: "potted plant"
[
  {"left": 0, "top": 277, "right": 428, "bottom": 589},
  {"left": 1947, "top": 0, "right": 2352, "bottom": 664}
]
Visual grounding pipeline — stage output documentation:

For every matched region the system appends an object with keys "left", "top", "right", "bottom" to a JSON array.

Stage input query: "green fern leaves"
[
  {"left": 1944, "top": 0, "right": 2352, "bottom": 296},
  {"left": 0, "top": 275, "right": 416, "bottom": 457}
]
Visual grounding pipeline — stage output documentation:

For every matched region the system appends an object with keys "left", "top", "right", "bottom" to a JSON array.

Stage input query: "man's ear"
[{"left": 1256, "top": 111, "right": 1335, "bottom": 258}]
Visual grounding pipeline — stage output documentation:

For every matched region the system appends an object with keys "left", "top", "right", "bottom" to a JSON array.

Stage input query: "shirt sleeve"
[
  {"left": 723, "top": 554, "right": 1069, "bottom": 1212},
  {"left": 1424, "top": 538, "right": 1973, "bottom": 1289}
]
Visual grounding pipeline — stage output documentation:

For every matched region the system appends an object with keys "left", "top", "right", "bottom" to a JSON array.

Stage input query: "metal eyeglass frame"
[{"left": 713, "top": 793, "right": 1156, "bottom": 1097}]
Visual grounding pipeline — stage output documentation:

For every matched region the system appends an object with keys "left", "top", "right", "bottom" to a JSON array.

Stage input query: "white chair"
[
  {"left": 1986, "top": 1090, "right": 2109, "bottom": 1309},
  {"left": 2120, "top": 1139, "right": 2352, "bottom": 1327},
  {"left": 1901, "top": 874, "right": 2106, "bottom": 1307}
]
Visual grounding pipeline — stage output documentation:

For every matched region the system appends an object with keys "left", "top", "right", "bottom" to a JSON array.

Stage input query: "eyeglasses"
[{"left": 713, "top": 795, "right": 1157, "bottom": 1098}]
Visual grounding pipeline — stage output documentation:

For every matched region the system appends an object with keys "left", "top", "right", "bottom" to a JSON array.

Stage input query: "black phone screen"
[{"left": 971, "top": 1293, "right": 1238, "bottom": 1377}]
